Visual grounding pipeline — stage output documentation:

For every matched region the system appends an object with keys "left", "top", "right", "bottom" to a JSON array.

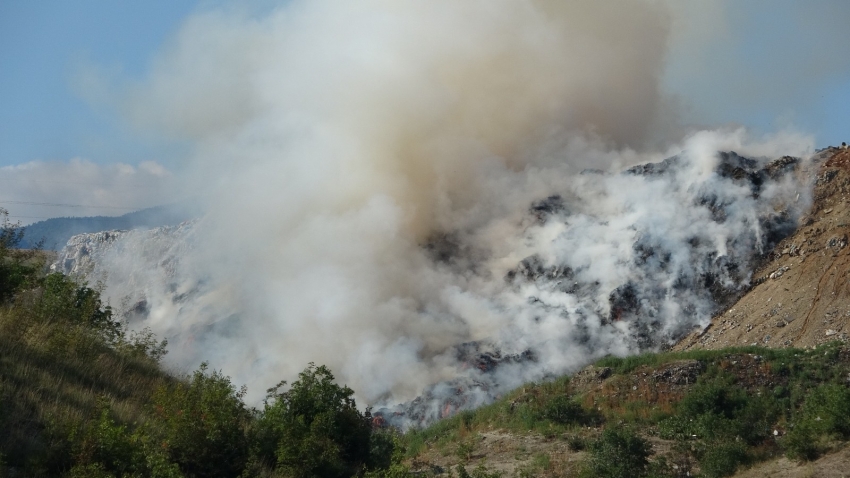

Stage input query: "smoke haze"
[
  {"left": 0, "top": 159, "right": 176, "bottom": 224},
  {"left": 70, "top": 0, "right": 818, "bottom": 415}
]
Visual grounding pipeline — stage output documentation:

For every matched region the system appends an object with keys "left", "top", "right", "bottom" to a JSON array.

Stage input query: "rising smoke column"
[{"left": 79, "top": 0, "right": 815, "bottom": 412}]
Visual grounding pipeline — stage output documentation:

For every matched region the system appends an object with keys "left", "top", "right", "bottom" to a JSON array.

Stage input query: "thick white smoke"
[{"left": 74, "top": 0, "right": 816, "bottom": 417}]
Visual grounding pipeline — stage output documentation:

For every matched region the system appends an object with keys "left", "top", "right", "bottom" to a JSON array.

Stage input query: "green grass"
[
  {"left": 0, "top": 293, "right": 176, "bottom": 473},
  {"left": 402, "top": 342, "right": 850, "bottom": 477},
  {"left": 5, "top": 210, "right": 850, "bottom": 477}
]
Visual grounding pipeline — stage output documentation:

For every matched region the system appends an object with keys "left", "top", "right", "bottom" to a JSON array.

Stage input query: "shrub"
[
  {"left": 73, "top": 404, "right": 137, "bottom": 476},
  {"left": 23, "top": 273, "right": 122, "bottom": 344},
  {"left": 455, "top": 463, "right": 502, "bottom": 478},
  {"left": 784, "top": 383, "right": 850, "bottom": 461},
  {"left": 585, "top": 427, "right": 651, "bottom": 478},
  {"left": 362, "top": 432, "right": 412, "bottom": 478},
  {"left": 800, "top": 384, "right": 850, "bottom": 437},
  {"left": 659, "top": 375, "right": 776, "bottom": 446},
  {"left": 783, "top": 422, "right": 820, "bottom": 462},
  {"left": 542, "top": 395, "right": 596, "bottom": 426},
  {"left": 677, "top": 378, "right": 747, "bottom": 420},
  {"left": 67, "top": 462, "right": 116, "bottom": 478},
  {"left": 147, "top": 363, "right": 250, "bottom": 478},
  {"left": 699, "top": 442, "right": 749, "bottom": 478},
  {"left": 565, "top": 434, "right": 587, "bottom": 451},
  {"left": 257, "top": 363, "right": 383, "bottom": 478}
]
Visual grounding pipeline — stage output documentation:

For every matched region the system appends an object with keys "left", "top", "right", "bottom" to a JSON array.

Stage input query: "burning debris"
[
  {"left": 454, "top": 341, "right": 536, "bottom": 373},
  {"left": 373, "top": 341, "right": 536, "bottom": 429},
  {"left": 529, "top": 195, "right": 567, "bottom": 224},
  {"left": 368, "top": 150, "right": 807, "bottom": 429},
  {"left": 52, "top": 144, "right": 811, "bottom": 427}
]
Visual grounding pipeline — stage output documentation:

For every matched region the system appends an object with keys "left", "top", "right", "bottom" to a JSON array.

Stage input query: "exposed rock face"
[{"left": 676, "top": 147, "right": 850, "bottom": 350}]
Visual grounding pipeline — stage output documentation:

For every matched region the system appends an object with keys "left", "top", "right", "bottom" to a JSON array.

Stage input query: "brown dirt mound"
[{"left": 676, "top": 147, "right": 850, "bottom": 351}]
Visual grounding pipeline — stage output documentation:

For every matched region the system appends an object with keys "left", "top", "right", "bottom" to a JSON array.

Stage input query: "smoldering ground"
[{"left": 69, "top": 0, "right": 817, "bottom": 420}]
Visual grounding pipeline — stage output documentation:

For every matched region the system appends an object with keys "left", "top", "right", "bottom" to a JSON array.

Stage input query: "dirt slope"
[
  {"left": 677, "top": 147, "right": 850, "bottom": 351},
  {"left": 406, "top": 344, "right": 850, "bottom": 477},
  {"left": 732, "top": 446, "right": 850, "bottom": 478},
  {"left": 405, "top": 148, "right": 850, "bottom": 477},
  {"left": 676, "top": 145, "right": 850, "bottom": 476}
]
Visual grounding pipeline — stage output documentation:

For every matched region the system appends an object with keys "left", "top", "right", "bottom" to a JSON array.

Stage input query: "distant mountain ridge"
[{"left": 20, "top": 204, "right": 200, "bottom": 250}]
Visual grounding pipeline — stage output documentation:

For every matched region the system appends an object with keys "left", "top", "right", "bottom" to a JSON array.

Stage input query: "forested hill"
[{"left": 19, "top": 204, "right": 199, "bottom": 250}]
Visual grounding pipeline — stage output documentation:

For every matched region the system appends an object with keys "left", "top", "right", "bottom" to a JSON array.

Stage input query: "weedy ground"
[{"left": 402, "top": 343, "right": 850, "bottom": 478}]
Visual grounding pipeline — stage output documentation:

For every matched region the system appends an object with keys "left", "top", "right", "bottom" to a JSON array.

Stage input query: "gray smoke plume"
[{"left": 66, "top": 0, "right": 817, "bottom": 421}]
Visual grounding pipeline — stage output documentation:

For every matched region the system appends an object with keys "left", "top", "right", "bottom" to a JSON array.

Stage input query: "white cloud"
[{"left": 0, "top": 158, "right": 178, "bottom": 224}]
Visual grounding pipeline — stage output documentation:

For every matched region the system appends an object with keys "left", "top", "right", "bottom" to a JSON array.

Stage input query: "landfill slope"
[{"left": 677, "top": 146, "right": 850, "bottom": 351}]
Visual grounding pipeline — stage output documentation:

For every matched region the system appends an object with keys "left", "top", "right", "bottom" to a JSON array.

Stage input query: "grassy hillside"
[
  {"left": 402, "top": 344, "right": 850, "bottom": 477},
  {"left": 0, "top": 209, "right": 401, "bottom": 478},
  {"left": 4, "top": 206, "right": 850, "bottom": 478}
]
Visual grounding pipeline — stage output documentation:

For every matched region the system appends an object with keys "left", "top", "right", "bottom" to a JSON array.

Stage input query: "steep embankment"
[
  {"left": 676, "top": 147, "right": 850, "bottom": 351},
  {"left": 33, "top": 148, "right": 850, "bottom": 477},
  {"left": 401, "top": 148, "right": 850, "bottom": 477}
]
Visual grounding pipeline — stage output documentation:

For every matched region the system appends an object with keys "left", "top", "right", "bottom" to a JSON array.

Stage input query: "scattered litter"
[{"left": 769, "top": 267, "right": 790, "bottom": 279}]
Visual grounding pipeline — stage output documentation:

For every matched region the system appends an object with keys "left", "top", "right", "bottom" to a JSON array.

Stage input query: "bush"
[
  {"left": 565, "top": 434, "right": 587, "bottom": 451},
  {"left": 257, "top": 363, "right": 386, "bottom": 478},
  {"left": 677, "top": 378, "right": 747, "bottom": 420},
  {"left": 68, "top": 399, "right": 185, "bottom": 478},
  {"left": 799, "top": 384, "right": 850, "bottom": 437},
  {"left": 585, "top": 427, "right": 651, "bottom": 478},
  {"left": 363, "top": 432, "right": 412, "bottom": 478},
  {"left": 147, "top": 363, "right": 250, "bottom": 478},
  {"left": 659, "top": 376, "right": 776, "bottom": 446},
  {"left": 784, "top": 383, "right": 850, "bottom": 461},
  {"left": 73, "top": 404, "right": 137, "bottom": 476},
  {"left": 455, "top": 464, "right": 502, "bottom": 478},
  {"left": 699, "top": 442, "right": 749, "bottom": 478},
  {"left": 34, "top": 273, "right": 121, "bottom": 341},
  {"left": 783, "top": 422, "right": 820, "bottom": 462},
  {"left": 542, "top": 396, "right": 596, "bottom": 426}
]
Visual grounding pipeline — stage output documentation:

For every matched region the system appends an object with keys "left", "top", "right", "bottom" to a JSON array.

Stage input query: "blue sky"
[
  {"left": 661, "top": 0, "right": 850, "bottom": 146},
  {"left": 0, "top": 1, "right": 201, "bottom": 168},
  {"left": 1, "top": 1, "right": 849, "bottom": 222}
]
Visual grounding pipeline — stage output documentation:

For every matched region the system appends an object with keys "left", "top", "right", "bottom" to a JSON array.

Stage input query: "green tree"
[
  {"left": 257, "top": 363, "right": 381, "bottom": 478},
  {"left": 147, "top": 363, "right": 250, "bottom": 478},
  {"left": 34, "top": 273, "right": 121, "bottom": 342}
]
